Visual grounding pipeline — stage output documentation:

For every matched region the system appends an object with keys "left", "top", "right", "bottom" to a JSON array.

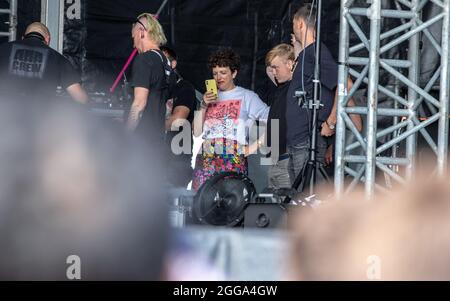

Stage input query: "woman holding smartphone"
[{"left": 192, "top": 48, "right": 269, "bottom": 191}]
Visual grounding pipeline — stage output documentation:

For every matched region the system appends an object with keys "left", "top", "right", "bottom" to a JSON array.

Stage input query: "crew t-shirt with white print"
[{"left": 203, "top": 86, "right": 269, "bottom": 146}]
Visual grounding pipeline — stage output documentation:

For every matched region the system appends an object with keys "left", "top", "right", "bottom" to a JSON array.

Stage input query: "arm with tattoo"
[{"left": 126, "top": 87, "right": 149, "bottom": 132}]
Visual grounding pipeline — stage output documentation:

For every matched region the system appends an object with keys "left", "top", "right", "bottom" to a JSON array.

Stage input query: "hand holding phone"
[{"left": 205, "top": 79, "right": 218, "bottom": 98}]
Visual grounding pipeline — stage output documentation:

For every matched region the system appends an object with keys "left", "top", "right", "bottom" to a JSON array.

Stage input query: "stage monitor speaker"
[{"left": 244, "top": 204, "right": 287, "bottom": 229}]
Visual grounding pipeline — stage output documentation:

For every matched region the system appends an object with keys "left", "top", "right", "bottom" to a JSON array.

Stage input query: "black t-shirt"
[
  {"left": 166, "top": 78, "right": 196, "bottom": 155},
  {"left": 131, "top": 49, "right": 174, "bottom": 141},
  {"left": 170, "top": 79, "right": 196, "bottom": 133},
  {"left": 286, "top": 43, "right": 338, "bottom": 146},
  {"left": 267, "top": 81, "right": 289, "bottom": 156},
  {"left": 260, "top": 77, "right": 279, "bottom": 106},
  {"left": 0, "top": 37, "right": 81, "bottom": 102}
]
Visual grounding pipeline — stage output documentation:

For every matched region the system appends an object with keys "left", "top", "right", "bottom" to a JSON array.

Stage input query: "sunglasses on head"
[{"left": 133, "top": 18, "right": 147, "bottom": 31}]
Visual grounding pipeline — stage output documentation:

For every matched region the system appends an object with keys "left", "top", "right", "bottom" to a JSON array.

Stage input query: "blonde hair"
[
  {"left": 137, "top": 13, "right": 167, "bottom": 46},
  {"left": 25, "top": 22, "right": 50, "bottom": 40},
  {"left": 265, "top": 43, "right": 295, "bottom": 66}
]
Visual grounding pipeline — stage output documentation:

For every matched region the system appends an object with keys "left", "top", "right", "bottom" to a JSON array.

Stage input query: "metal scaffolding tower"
[
  {"left": 335, "top": 0, "right": 450, "bottom": 199},
  {"left": 0, "top": 0, "right": 18, "bottom": 41}
]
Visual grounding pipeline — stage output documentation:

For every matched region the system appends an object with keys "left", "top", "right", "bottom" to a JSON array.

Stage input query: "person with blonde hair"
[
  {"left": 265, "top": 44, "right": 295, "bottom": 79},
  {"left": 0, "top": 22, "right": 88, "bottom": 104},
  {"left": 126, "top": 13, "right": 176, "bottom": 148},
  {"left": 265, "top": 43, "right": 295, "bottom": 190},
  {"left": 131, "top": 13, "right": 167, "bottom": 53}
]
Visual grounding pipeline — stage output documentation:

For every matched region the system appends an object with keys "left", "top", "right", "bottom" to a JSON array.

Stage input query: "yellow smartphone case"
[{"left": 205, "top": 79, "right": 218, "bottom": 97}]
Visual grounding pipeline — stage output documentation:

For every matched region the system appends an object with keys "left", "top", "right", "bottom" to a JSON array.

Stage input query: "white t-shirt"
[{"left": 203, "top": 86, "right": 269, "bottom": 145}]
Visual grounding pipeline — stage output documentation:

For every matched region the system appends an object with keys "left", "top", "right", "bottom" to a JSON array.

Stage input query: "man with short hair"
[
  {"left": 286, "top": 4, "right": 335, "bottom": 190},
  {"left": 0, "top": 22, "right": 88, "bottom": 104},
  {"left": 286, "top": 3, "right": 362, "bottom": 189}
]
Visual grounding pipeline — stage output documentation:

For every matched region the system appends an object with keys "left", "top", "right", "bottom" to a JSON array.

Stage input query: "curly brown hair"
[{"left": 208, "top": 48, "right": 241, "bottom": 73}]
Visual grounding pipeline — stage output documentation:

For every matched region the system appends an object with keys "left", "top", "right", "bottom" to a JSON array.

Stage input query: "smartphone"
[{"left": 205, "top": 79, "right": 218, "bottom": 98}]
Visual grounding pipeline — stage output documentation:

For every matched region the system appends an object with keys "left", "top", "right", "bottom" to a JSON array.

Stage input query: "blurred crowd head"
[
  {"left": 288, "top": 170, "right": 450, "bottom": 281},
  {"left": 0, "top": 98, "right": 169, "bottom": 280}
]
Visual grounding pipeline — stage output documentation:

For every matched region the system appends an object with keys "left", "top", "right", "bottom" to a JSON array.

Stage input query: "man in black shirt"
[
  {"left": 287, "top": 4, "right": 362, "bottom": 190},
  {"left": 161, "top": 46, "right": 197, "bottom": 188},
  {"left": 127, "top": 13, "right": 175, "bottom": 145},
  {"left": 0, "top": 22, "right": 88, "bottom": 105},
  {"left": 286, "top": 3, "right": 338, "bottom": 189}
]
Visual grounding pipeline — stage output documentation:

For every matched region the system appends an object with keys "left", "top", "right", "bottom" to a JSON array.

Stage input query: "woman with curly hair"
[{"left": 192, "top": 48, "right": 269, "bottom": 191}]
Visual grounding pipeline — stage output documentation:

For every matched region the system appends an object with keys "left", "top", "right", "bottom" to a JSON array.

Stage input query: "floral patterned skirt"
[{"left": 192, "top": 138, "right": 247, "bottom": 191}]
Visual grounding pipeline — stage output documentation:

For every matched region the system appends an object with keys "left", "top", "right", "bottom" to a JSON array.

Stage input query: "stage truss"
[
  {"left": 0, "top": 0, "right": 17, "bottom": 41},
  {"left": 335, "top": 0, "right": 450, "bottom": 198}
]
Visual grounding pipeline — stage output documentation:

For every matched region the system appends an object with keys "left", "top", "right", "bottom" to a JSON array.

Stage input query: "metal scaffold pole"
[
  {"left": 0, "top": 0, "right": 18, "bottom": 41},
  {"left": 365, "top": 1, "right": 382, "bottom": 199},
  {"left": 438, "top": 0, "right": 450, "bottom": 176},
  {"left": 406, "top": 0, "right": 420, "bottom": 181},
  {"left": 335, "top": 0, "right": 450, "bottom": 198}
]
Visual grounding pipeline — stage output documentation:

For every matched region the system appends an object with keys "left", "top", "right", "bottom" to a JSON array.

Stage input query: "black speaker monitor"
[{"left": 244, "top": 204, "right": 287, "bottom": 229}]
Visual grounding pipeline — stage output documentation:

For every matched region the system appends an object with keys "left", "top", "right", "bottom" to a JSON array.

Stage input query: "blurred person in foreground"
[
  {"left": 286, "top": 169, "right": 450, "bottom": 280},
  {"left": 0, "top": 98, "right": 169, "bottom": 280},
  {"left": 0, "top": 22, "right": 88, "bottom": 105}
]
